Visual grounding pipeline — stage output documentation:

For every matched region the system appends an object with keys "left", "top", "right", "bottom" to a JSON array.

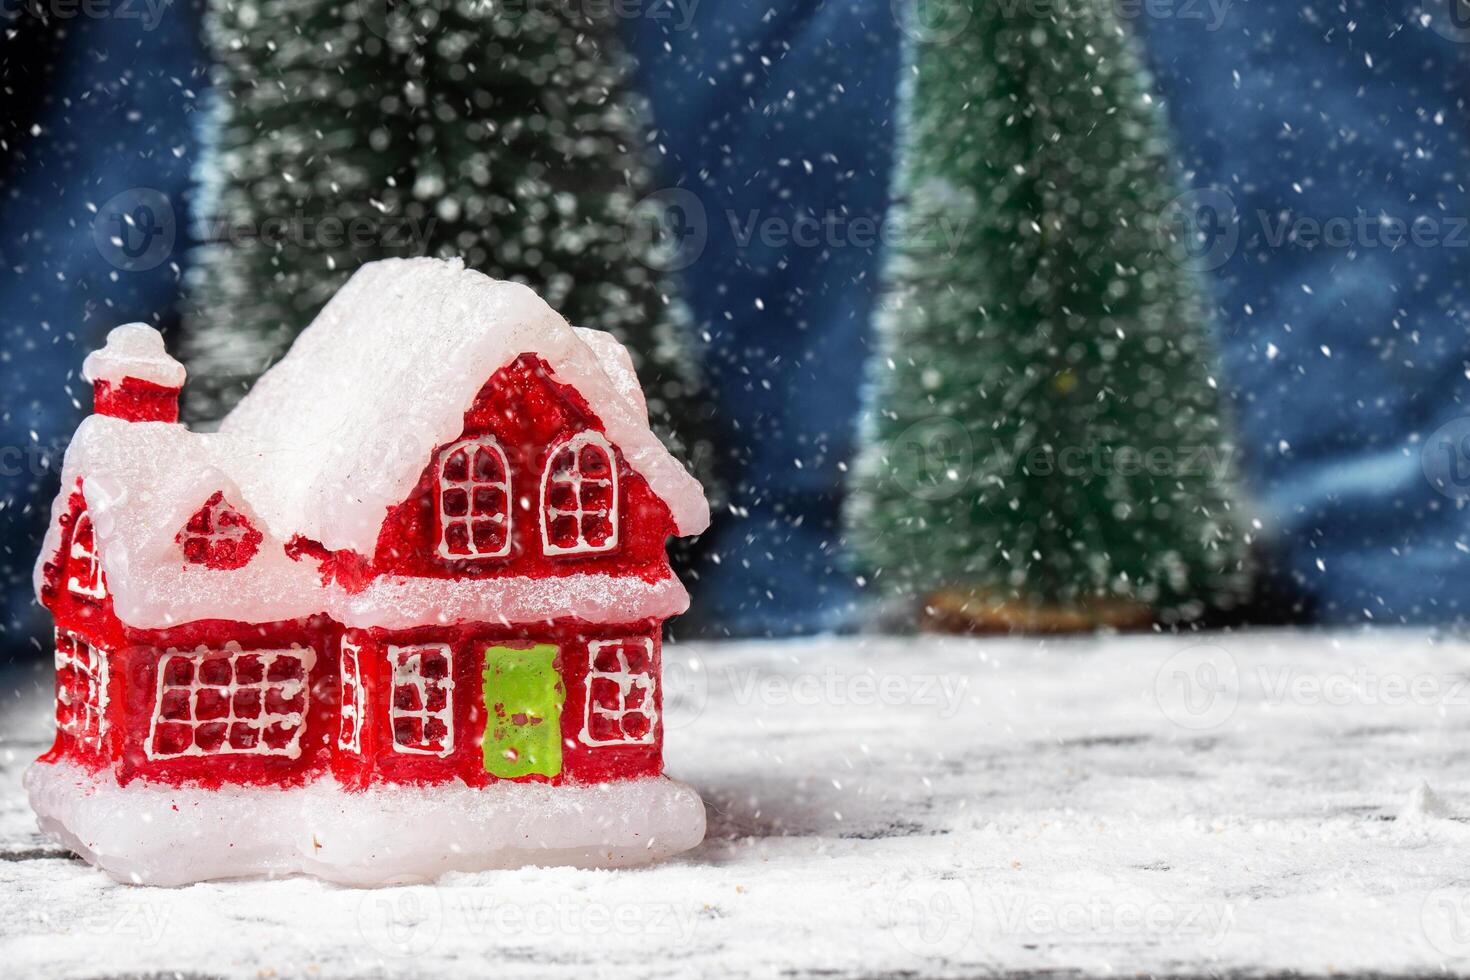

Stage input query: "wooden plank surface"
[{"left": 2, "top": 630, "right": 1470, "bottom": 978}]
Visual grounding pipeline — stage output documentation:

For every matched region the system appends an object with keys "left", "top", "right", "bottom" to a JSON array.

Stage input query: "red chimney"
[{"left": 83, "top": 324, "right": 185, "bottom": 423}]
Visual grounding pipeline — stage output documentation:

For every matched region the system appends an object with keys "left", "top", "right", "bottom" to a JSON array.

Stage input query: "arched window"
[
  {"left": 67, "top": 510, "right": 107, "bottom": 600},
  {"left": 436, "top": 438, "right": 512, "bottom": 559},
  {"left": 541, "top": 431, "right": 619, "bottom": 556}
]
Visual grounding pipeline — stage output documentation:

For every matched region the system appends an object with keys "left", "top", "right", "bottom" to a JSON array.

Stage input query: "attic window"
[
  {"left": 436, "top": 438, "right": 512, "bottom": 560},
  {"left": 178, "top": 492, "right": 262, "bottom": 569},
  {"left": 67, "top": 510, "right": 107, "bottom": 600},
  {"left": 541, "top": 431, "right": 619, "bottom": 556}
]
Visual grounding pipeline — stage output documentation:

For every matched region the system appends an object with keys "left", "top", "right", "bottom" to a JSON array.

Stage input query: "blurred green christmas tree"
[
  {"left": 847, "top": 0, "right": 1250, "bottom": 629},
  {"left": 183, "top": 0, "right": 712, "bottom": 482}
]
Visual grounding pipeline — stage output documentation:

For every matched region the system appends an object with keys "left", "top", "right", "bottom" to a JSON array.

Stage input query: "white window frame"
[
  {"left": 178, "top": 492, "right": 258, "bottom": 566},
  {"left": 580, "top": 638, "right": 657, "bottom": 747},
  {"left": 67, "top": 511, "right": 107, "bottom": 600},
  {"left": 339, "top": 638, "right": 366, "bottom": 753},
  {"left": 386, "top": 643, "right": 455, "bottom": 757},
  {"left": 540, "top": 431, "right": 620, "bottom": 556},
  {"left": 54, "top": 628, "right": 109, "bottom": 749},
  {"left": 145, "top": 643, "right": 316, "bottom": 761},
  {"left": 435, "top": 437, "right": 512, "bottom": 560}
]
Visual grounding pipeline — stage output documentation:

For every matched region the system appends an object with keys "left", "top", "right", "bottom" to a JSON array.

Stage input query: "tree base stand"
[
  {"left": 922, "top": 589, "right": 1154, "bottom": 634},
  {"left": 26, "top": 760, "right": 706, "bottom": 886}
]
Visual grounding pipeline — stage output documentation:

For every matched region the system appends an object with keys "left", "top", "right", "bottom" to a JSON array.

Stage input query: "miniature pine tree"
[
  {"left": 847, "top": 0, "right": 1250, "bottom": 628},
  {"left": 183, "top": 0, "right": 711, "bottom": 479}
]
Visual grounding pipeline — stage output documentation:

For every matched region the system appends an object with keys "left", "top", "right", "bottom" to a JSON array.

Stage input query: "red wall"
[
  {"left": 38, "top": 355, "right": 681, "bottom": 789},
  {"left": 369, "top": 354, "right": 677, "bottom": 584},
  {"left": 107, "top": 617, "right": 339, "bottom": 787},
  {"left": 334, "top": 622, "right": 664, "bottom": 789}
]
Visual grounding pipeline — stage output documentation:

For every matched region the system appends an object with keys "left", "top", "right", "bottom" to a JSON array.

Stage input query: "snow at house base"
[
  {"left": 27, "top": 761, "right": 705, "bottom": 886},
  {"left": 28, "top": 257, "right": 711, "bottom": 884}
]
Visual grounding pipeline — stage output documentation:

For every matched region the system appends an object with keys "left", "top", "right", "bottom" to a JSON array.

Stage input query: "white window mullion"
[
  {"left": 386, "top": 643, "right": 455, "bottom": 757},
  {"left": 66, "top": 512, "right": 107, "bottom": 600},
  {"left": 436, "top": 438, "right": 512, "bottom": 559},
  {"left": 339, "top": 638, "right": 365, "bottom": 753},
  {"left": 580, "top": 638, "right": 657, "bottom": 746},
  {"left": 540, "top": 431, "right": 620, "bottom": 556},
  {"left": 146, "top": 644, "right": 315, "bottom": 760}
]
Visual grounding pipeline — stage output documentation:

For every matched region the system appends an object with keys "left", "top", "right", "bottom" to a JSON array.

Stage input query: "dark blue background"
[{"left": 3, "top": 0, "right": 1469, "bottom": 659}]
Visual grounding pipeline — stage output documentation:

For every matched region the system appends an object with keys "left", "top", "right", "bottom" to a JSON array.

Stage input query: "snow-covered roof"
[
  {"left": 82, "top": 324, "right": 187, "bottom": 388},
  {"left": 35, "top": 258, "right": 706, "bottom": 631},
  {"left": 34, "top": 417, "right": 326, "bottom": 628},
  {"left": 221, "top": 257, "right": 706, "bottom": 553}
]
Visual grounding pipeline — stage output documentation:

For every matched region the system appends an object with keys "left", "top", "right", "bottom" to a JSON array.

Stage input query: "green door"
[{"left": 482, "top": 644, "right": 564, "bottom": 779}]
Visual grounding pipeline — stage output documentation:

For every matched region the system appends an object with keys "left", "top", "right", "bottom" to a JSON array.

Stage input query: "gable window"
[
  {"left": 580, "top": 638, "right": 657, "bottom": 746},
  {"left": 541, "top": 431, "right": 619, "bottom": 555},
  {"left": 177, "top": 491, "right": 262, "bottom": 569},
  {"left": 437, "top": 438, "right": 511, "bottom": 559},
  {"left": 386, "top": 644, "right": 455, "bottom": 757},
  {"left": 67, "top": 510, "right": 107, "bottom": 600}
]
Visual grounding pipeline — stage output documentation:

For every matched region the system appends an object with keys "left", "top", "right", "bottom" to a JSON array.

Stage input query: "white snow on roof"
[
  {"left": 574, "top": 327, "right": 649, "bottom": 425},
  {"left": 221, "top": 257, "right": 707, "bottom": 553},
  {"left": 34, "top": 417, "right": 325, "bottom": 628},
  {"left": 81, "top": 324, "right": 187, "bottom": 388},
  {"left": 334, "top": 572, "right": 687, "bottom": 631},
  {"left": 35, "top": 417, "right": 689, "bottom": 630},
  {"left": 37, "top": 258, "right": 708, "bottom": 631}
]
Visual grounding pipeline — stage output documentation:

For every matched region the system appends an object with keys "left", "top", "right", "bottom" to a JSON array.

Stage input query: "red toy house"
[{"left": 27, "top": 258, "right": 710, "bottom": 885}]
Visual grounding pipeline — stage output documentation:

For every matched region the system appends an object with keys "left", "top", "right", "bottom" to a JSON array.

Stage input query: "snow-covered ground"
[{"left": 3, "top": 630, "right": 1470, "bottom": 977}]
